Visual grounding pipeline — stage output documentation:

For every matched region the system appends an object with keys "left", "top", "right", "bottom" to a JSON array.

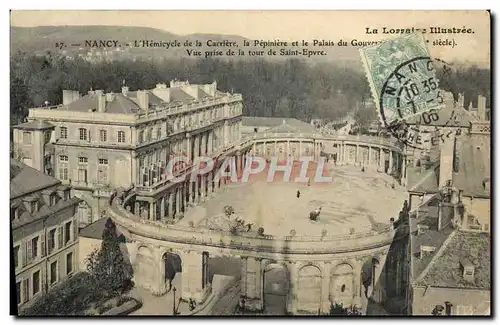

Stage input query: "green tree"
[{"left": 86, "top": 219, "right": 131, "bottom": 296}]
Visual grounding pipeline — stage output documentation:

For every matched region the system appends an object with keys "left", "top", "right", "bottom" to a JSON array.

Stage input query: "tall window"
[
  {"left": 156, "top": 127, "right": 162, "bottom": 139},
  {"left": 60, "top": 127, "right": 68, "bottom": 139},
  {"left": 16, "top": 281, "right": 21, "bottom": 305},
  {"left": 99, "top": 129, "right": 107, "bottom": 142},
  {"left": 98, "top": 158, "right": 109, "bottom": 183},
  {"left": 117, "top": 131, "right": 125, "bottom": 143},
  {"left": 66, "top": 252, "right": 73, "bottom": 275},
  {"left": 147, "top": 129, "right": 152, "bottom": 142},
  {"left": 78, "top": 169, "right": 88, "bottom": 183},
  {"left": 31, "top": 237, "right": 38, "bottom": 259},
  {"left": 59, "top": 155, "right": 69, "bottom": 181},
  {"left": 23, "top": 132, "right": 32, "bottom": 144},
  {"left": 79, "top": 128, "right": 88, "bottom": 141},
  {"left": 138, "top": 130, "right": 144, "bottom": 143},
  {"left": 14, "top": 245, "right": 19, "bottom": 268},
  {"left": 50, "top": 261, "right": 58, "bottom": 285},
  {"left": 48, "top": 228, "right": 56, "bottom": 253},
  {"left": 64, "top": 221, "right": 72, "bottom": 244},
  {"left": 22, "top": 279, "right": 29, "bottom": 303},
  {"left": 32, "top": 270, "right": 40, "bottom": 295},
  {"left": 44, "top": 131, "right": 52, "bottom": 144}
]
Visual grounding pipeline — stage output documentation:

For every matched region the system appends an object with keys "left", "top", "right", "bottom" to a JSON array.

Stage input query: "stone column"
[
  {"left": 352, "top": 261, "right": 363, "bottom": 307},
  {"left": 151, "top": 247, "right": 167, "bottom": 296},
  {"left": 241, "top": 257, "right": 263, "bottom": 311},
  {"left": 181, "top": 250, "right": 206, "bottom": 303},
  {"left": 356, "top": 145, "right": 360, "bottom": 166},
  {"left": 175, "top": 188, "right": 181, "bottom": 216},
  {"left": 194, "top": 178, "right": 199, "bottom": 203},
  {"left": 208, "top": 131, "right": 213, "bottom": 155},
  {"left": 149, "top": 202, "right": 156, "bottom": 220},
  {"left": 193, "top": 135, "right": 199, "bottom": 160},
  {"left": 379, "top": 148, "right": 385, "bottom": 172},
  {"left": 287, "top": 262, "right": 299, "bottom": 314},
  {"left": 389, "top": 151, "right": 393, "bottom": 174},
  {"left": 168, "top": 192, "right": 174, "bottom": 217},
  {"left": 401, "top": 155, "right": 407, "bottom": 186},
  {"left": 200, "top": 174, "right": 206, "bottom": 202},
  {"left": 368, "top": 146, "right": 372, "bottom": 166},
  {"left": 236, "top": 151, "right": 242, "bottom": 178},
  {"left": 321, "top": 262, "right": 332, "bottom": 314},
  {"left": 186, "top": 133, "right": 192, "bottom": 162},
  {"left": 134, "top": 201, "right": 140, "bottom": 216}
]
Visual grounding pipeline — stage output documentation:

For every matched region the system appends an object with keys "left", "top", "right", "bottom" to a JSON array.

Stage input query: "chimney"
[
  {"left": 439, "top": 133, "right": 455, "bottom": 188},
  {"left": 97, "top": 93, "right": 106, "bottom": 112},
  {"left": 62, "top": 90, "right": 81, "bottom": 105},
  {"left": 419, "top": 245, "right": 436, "bottom": 259},
  {"left": 41, "top": 189, "right": 55, "bottom": 207},
  {"left": 443, "top": 91, "right": 455, "bottom": 108},
  {"left": 182, "top": 84, "right": 200, "bottom": 100},
  {"left": 152, "top": 84, "right": 171, "bottom": 103},
  {"left": 460, "top": 259, "right": 475, "bottom": 283},
  {"left": 457, "top": 93, "right": 465, "bottom": 109},
  {"left": 477, "top": 95, "right": 487, "bottom": 121},
  {"left": 122, "top": 86, "right": 129, "bottom": 97},
  {"left": 57, "top": 185, "right": 71, "bottom": 200},
  {"left": 137, "top": 90, "right": 149, "bottom": 110}
]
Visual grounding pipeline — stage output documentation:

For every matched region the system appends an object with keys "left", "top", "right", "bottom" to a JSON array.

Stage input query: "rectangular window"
[
  {"left": 57, "top": 227, "right": 63, "bottom": 248},
  {"left": 79, "top": 128, "right": 87, "bottom": 141},
  {"left": 22, "top": 279, "right": 29, "bottom": 303},
  {"left": 44, "top": 131, "right": 51, "bottom": 144},
  {"left": 14, "top": 245, "right": 20, "bottom": 268},
  {"left": 59, "top": 155, "right": 68, "bottom": 162},
  {"left": 60, "top": 127, "right": 67, "bottom": 139},
  {"left": 78, "top": 157, "right": 88, "bottom": 164},
  {"left": 16, "top": 281, "right": 21, "bottom": 305},
  {"left": 50, "top": 261, "right": 58, "bottom": 285},
  {"left": 98, "top": 167, "right": 108, "bottom": 183},
  {"left": 32, "top": 270, "right": 40, "bottom": 295},
  {"left": 23, "top": 132, "right": 32, "bottom": 144},
  {"left": 31, "top": 237, "right": 38, "bottom": 259},
  {"left": 118, "top": 131, "right": 125, "bottom": 143},
  {"left": 99, "top": 129, "right": 107, "bottom": 142},
  {"left": 59, "top": 165, "right": 68, "bottom": 181},
  {"left": 78, "top": 169, "right": 88, "bottom": 183},
  {"left": 64, "top": 221, "right": 72, "bottom": 244},
  {"left": 48, "top": 228, "right": 56, "bottom": 253},
  {"left": 66, "top": 252, "right": 73, "bottom": 275},
  {"left": 98, "top": 158, "right": 108, "bottom": 165}
]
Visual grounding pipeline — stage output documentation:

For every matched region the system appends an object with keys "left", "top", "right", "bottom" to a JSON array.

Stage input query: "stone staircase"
[{"left": 209, "top": 281, "right": 241, "bottom": 315}]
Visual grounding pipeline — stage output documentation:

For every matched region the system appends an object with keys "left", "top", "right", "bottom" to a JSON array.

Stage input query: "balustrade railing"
[{"left": 109, "top": 197, "right": 394, "bottom": 253}]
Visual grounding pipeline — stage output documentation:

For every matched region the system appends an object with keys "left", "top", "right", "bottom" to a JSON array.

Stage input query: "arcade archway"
[{"left": 263, "top": 263, "right": 290, "bottom": 315}]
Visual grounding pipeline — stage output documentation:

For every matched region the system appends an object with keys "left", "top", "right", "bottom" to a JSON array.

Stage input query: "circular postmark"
[{"left": 380, "top": 58, "right": 462, "bottom": 150}]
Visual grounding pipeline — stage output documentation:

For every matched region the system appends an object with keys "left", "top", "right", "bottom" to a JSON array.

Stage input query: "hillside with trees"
[{"left": 10, "top": 51, "right": 490, "bottom": 128}]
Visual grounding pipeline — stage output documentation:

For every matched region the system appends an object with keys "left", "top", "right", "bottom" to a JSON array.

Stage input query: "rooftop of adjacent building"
[
  {"left": 23, "top": 80, "right": 239, "bottom": 116},
  {"left": 10, "top": 158, "right": 60, "bottom": 199},
  {"left": 10, "top": 159, "right": 81, "bottom": 229},
  {"left": 406, "top": 123, "right": 490, "bottom": 198},
  {"left": 241, "top": 116, "right": 316, "bottom": 134},
  {"left": 79, "top": 216, "right": 130, "bottom": 242}
]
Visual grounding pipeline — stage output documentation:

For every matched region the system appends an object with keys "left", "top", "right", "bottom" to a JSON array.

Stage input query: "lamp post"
[{"left": 172, "top": 287, "right": 177, "bottom": 315}]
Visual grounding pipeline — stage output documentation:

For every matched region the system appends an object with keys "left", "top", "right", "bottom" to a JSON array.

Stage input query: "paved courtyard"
[{"left": 181, "top": 164, "right": 408, "bottom": 236}]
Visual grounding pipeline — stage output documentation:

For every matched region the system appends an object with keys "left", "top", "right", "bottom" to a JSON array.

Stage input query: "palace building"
[{"left": 12, "top": 80, "right": 243, "bottom": 228}]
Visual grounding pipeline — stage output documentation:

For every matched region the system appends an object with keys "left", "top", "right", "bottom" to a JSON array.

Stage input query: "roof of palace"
[
  {"left": 414, "top": 230, "right": 490, "bottom": 290},
  {"left": 10, "top": 158, "right": 61, "bottom": 199},
  {"left": 242, "top": 116, "right": 316, "bottom": 133},
  {"left": 13, "top": 120, "right": 55, "bottom": 130},
  {"left": 55, "top": 83, "right": 228, "bottom": 114}
]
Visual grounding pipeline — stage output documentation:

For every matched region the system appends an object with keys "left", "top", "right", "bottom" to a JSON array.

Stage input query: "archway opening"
[
  {"left": 361, "top": 258, "right": 380, "bottom": 299},
  {"left": 330, "top": 263, "right": 354, "bottom": 308},
  {"left": 263, "top": 263, "right": 289, "bottom": 315},
  {"left": 297, "top": 265, "right": 322, "bottom": 314},
  {"left": 163, "top": 252, "right": 182, "bottom": 293}
]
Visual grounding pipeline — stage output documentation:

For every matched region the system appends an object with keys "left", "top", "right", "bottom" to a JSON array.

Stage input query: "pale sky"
[{"left": 10, "top": 10, "right": 490, "bottom": 65}]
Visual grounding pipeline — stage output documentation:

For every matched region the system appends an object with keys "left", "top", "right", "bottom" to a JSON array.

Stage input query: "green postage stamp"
[{"left": 359, "top": 33, "right": 444, "bottom": 127}]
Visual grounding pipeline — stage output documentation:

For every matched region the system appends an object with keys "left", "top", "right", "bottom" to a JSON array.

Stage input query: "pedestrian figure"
[{"left": 297, "top": 190, "right": 301, "bottom": 198}]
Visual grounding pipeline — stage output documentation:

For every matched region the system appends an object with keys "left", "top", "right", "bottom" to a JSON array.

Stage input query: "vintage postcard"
[{"left": 9, "top": 10, "right": 491, "bottom": 316}]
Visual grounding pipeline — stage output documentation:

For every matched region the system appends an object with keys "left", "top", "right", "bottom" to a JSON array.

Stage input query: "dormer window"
[
  {"left": 64, "top": 189, "right": 70, "bottom": 200},
  {"left": 31, "top": 200, "right": 39, "bottom": 213},
  {"left": 10, "top": 206, "right": 19, "bottom": 220}
]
